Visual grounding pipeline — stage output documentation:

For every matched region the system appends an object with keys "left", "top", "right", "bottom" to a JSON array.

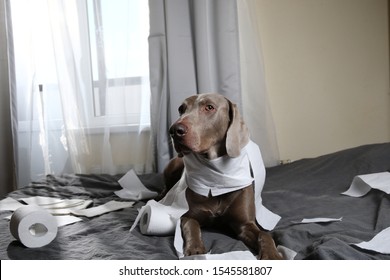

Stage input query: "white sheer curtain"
[
  {"left": 8, "top": 0, "right": 153, "bottom": 187},
  {"left": 6, "top": 0, "right": 280, "bottom": 188}
]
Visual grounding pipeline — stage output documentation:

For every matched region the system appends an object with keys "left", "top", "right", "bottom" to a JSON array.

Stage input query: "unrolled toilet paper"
[
  {"left": 10, "top": 205, "right": 58, "bottom": 248},
  {"left": 342, "top": 172, "right": 390, "bottom": 197}
]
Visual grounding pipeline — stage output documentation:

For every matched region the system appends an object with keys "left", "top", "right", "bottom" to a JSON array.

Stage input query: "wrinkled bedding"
[{"left": 1, "top": 142, "right": 389, "bottom": 260}]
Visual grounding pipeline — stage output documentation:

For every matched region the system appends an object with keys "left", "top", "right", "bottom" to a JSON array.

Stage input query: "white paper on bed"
[
  {"left": 7, "top": 196, "right": 133, "bottom": 222},
  {"left": 0, "top": 197, "right": 25, "bottom": 211},
  {"left": 131, "top": 140, "right": 281, "bottom": 258},
  {"left": 3, "top": 196, "right": 86, "bottom": 226},
  {"left": 55, "top": 215, "right": 83, "bottom": 227},
  {"left": 70, "top": 201, "right": 134, "bottom": 217},
  {"left": 115, "top": 169, "right": 158, "bottom": 200},
  {"left": 21, "top": 196, "right": 89, "bottom": 208},
  {"left": 180, "top": 250, "right": 257, "bottom": 260},
  {"left": 5, "top": 201, "right": 133, "bottom": 225},
  {"left": 47, "top": 200, "right": 94, "bottom": 215},
  {"left": 20, "top": 196, "right": 64, "bottom": 205},
  {"left": 342, "top": 172, "right": 390, "bottom": 197},
  {"left": 353, "top": 226, "right": 390, "bottom": 254},
  {"left": 20, "top": 196, "right": 93, "bottom": 215},
  {"left": 277, "top": 245, "right": 298, "bottom": 260},
  {"left": 298, "top": 217, "right": 343, "bottom": 224}
]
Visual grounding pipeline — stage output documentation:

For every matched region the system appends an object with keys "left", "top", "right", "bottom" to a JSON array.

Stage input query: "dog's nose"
[{"left": 170, "top": 123, "right": 188, "bottom": 137}]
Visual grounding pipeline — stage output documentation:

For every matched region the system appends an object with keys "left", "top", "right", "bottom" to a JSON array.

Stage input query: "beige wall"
[{"left": 257, "top": 0, "right": 390, "bottom": 161}]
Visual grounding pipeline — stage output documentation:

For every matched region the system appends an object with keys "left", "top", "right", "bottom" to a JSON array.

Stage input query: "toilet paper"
[
  {"left": 130, "top": 174, "right": 189, "bottom": 236},
  {"left": 138, "top": 200, "right": 185, "bottom": 235},
  {"left": 10, "top": 205, "right": 58, "bottom": 248},
  {"left": 342, "top": 172, "right": 390, "bottom": 197}
]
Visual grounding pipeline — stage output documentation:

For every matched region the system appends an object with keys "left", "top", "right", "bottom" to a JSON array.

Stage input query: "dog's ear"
[{"left": 225, "top": 99, "right": 249, "bottom": 157}]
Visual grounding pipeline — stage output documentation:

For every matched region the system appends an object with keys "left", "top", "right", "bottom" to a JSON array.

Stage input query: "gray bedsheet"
[{"left": 1, "top": 142, "right": 389, "bottom": 259}]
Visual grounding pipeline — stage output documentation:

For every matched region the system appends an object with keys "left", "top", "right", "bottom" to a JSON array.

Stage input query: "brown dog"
[{"left": 163, "top": 93, "right": 282, "bottom": 260}]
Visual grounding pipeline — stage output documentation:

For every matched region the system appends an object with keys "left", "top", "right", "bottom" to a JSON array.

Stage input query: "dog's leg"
[
  {"left": 156, "top": 157, "right": 184, "bottom": 200},
  {"left": 181, "top": 215, "right": 207, "bottom": 256},
  {"left": 227, "top": 187, "right": 283, "bottom": 260},
  {"left": 258, "top": 230, "right": 283, "bottom": 260},
  {"left": 236, "top": 222, "right": 261, "bottom": 251},
  {"left": 163, "top": 157, "right": 184, "bottom": 188},
  {"left": 236, "top": 222, "right": 282, "bottom": 260}
]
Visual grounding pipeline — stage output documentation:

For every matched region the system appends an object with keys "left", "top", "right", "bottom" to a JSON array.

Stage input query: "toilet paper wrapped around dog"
[
  {"left": 10, "top": 205, "right": 58, "bottom": 248},
  {"left": 131, "top": 141, "right": 281, "bottom": 237}
]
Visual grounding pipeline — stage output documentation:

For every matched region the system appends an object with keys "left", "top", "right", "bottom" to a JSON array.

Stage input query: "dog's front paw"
[
  {"left": 259, "top": 250, "right": 284, "bottom": 260},
  {"left": 184, "top": 243, "right": 207, "bottom": 256}
]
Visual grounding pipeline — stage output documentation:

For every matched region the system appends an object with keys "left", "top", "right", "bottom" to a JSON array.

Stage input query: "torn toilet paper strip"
[
  {"left": 178, "top": 247, "right": 297, "bottom": 260},
  {"left": 20, "top": 196, "right": 93, "bottom": 215},
  {"left": 353, "top": 226, "right": 390, "bottom": 254},
  {"left": 298, "top": 217, "right": 343, "bottom": 224},
  {"left": 46, "top": 200, "right": 94, "bottom": 215},
  {"left": 115, "top": 169, "right": 158, "bottom": 200},
  {"left": 0, "top": 197, "right": 25, "bottom": 211},
  {"left": 70, "top": 201, "right": 134, "bottom": 217},
  {"left": 180, "top": 250, "right": 257, "bottom": 260},
  {"left": 342, "top": 172, "right": 390, "bottom": 197},
  {"left": 4, "top": 196, "right": 133, "bottom": 224},
  {"left": 56, "top": 215, "right": 82, "bottom": 227}
]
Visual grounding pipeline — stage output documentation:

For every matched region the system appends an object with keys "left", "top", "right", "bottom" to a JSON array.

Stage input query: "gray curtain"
[{"left": 149, "top": 0, "right": 242, "bottom": 172}]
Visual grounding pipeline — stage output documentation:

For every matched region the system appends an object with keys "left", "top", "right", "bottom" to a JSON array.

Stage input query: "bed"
[{"left": 1, "top": 142, "right": 389, "bottom": 260}]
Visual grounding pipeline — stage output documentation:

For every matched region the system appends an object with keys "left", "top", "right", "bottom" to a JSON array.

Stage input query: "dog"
[{"left": 162, "top": 93, "right": 282, "bottom": 260}]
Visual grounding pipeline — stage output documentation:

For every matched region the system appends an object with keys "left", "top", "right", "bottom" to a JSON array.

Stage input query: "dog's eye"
[
  {"left": 178, "top": 105, "right": 186, "bottom": 115},
  {"left": 205, "top": 105, "right": 215, "bottom": 112}
]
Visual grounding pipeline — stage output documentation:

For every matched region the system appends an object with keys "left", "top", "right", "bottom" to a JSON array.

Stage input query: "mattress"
[{"left": 1, "top": 142, "right": 389, "bottom": 260}]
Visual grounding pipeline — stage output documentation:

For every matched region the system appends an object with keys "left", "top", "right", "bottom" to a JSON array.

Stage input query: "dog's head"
[{"left": 169, "top": 93, "right": 249, "bottom": 159}]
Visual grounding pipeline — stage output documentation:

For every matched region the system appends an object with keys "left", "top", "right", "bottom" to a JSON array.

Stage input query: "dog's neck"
[{"left": 200, "top": 141, "right": 227, "bottom": 160}]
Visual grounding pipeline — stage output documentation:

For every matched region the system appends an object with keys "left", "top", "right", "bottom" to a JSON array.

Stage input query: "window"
[
  {"left": 11, "top": 0, "right": 150, "bottom": 132},
  {"left": 87, "top": 0, "right": 151, "bottom": 128}
]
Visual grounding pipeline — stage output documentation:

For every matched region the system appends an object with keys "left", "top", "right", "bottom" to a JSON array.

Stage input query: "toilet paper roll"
[
  {"left": 10, "top": 205, "right": 58, "bottom": 248},
  {"left": 139, "top": 203, "right": 177, "bottom": 235}
]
